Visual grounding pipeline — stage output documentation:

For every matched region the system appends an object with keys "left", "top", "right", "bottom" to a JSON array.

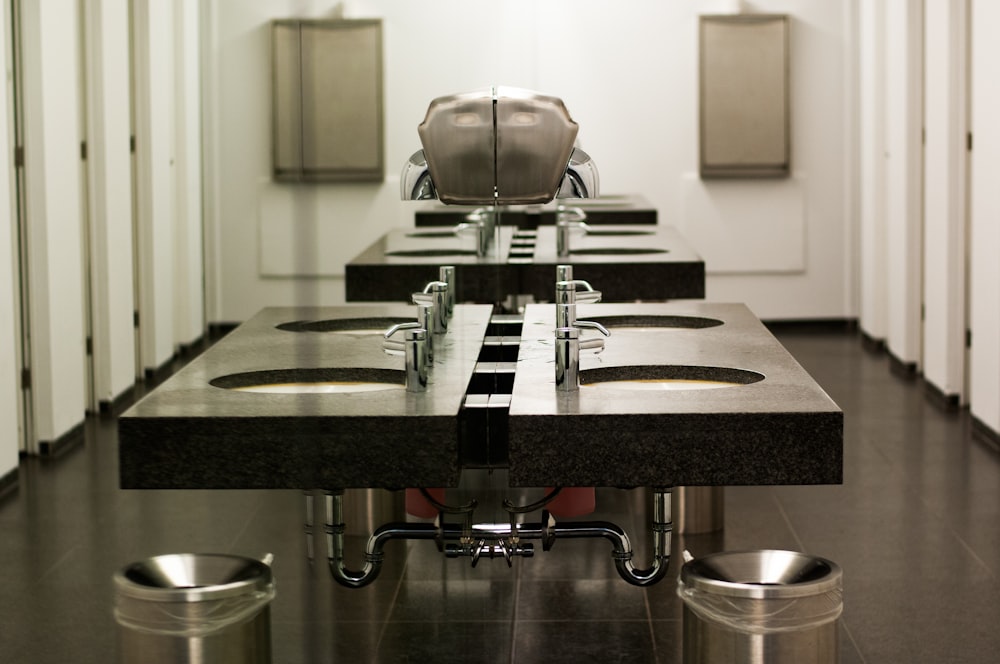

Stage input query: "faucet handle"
[
  {"left": 556, "top": 279, "right": 602, "bottom": 305},
  {"left": 579, "top": 336, "right": 606, "bottom": 353},
  {"left": 556, "top": 206, "right": 588, "bottom": 224},
  {"left": 573, "top": 319, "right": 610, "bottom": 338},
  {"left": 383, "top": 321, "right": 424, "bottom": 353}
]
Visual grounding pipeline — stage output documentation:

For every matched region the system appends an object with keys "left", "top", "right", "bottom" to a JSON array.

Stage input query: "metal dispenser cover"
[{"left": 414, "top": 86, "right": 581, "bottom": 205}]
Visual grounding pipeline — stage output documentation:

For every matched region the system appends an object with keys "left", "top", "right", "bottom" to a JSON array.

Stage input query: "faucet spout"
[
  {"left": 554, "top": 273, "right": 609, "bottom": 391},
  {"left": 383, "top": 322, "right": 428, "bottom": 392}
]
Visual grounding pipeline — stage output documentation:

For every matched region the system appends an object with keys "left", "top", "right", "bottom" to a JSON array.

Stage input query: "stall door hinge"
[
  {"left": 14, "top": 145, "right": 24, "bottom": 167},
  {"left": 21, "top": 368, "right": 31, "bottom": 390}
]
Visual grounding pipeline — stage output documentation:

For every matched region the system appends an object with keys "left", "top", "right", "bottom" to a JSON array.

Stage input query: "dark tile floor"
[{"left": 1, "top": 328, "right": 998, "bottom": 663}]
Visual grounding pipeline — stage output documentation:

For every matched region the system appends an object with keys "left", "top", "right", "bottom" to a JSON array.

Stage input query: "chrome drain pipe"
[
  {"left": 320, "top": 487, "right": 673, "bottom": 589},
  {"left": 551, "top": 487, "right": 673, "bottom": 587},
  {"left": 324, "top": 491, "right": 436, "bottom": 588}
]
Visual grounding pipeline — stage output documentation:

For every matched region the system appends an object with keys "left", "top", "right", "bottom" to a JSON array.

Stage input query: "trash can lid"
[
  {"left": 114, "top": 553, "right": 273, "bottom": 602},
  {"left": 680, "top": 549, "right": 842, "bottom": 599}
]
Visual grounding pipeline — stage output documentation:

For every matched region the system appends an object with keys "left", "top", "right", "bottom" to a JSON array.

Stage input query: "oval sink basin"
[
  {"left": 570, "top": 248, "right": 668, "bottom": 256},
  {"left": 385, "top": 249, "right": 477, "bottom": 257},
  {"left": 584, "top": 229, "right": 654, "bottom": 237},
  {"left": 211, "top": 368, "right": 406, "bottom": 394},
  {"left": 276, "top": 317, "right": 413, "bottom": 334},
  {"left": 580, "top": 365, "right": 764, "bottom": 391},
  {"left": 405, "top": 230, "right": 458, "bottom": 238},
  {"left": 586, "top": 315, "right": 723, "bottom": 330}
]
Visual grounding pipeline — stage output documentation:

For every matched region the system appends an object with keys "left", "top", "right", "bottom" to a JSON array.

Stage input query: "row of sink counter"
[
  {"left": 345, "top": 224, "right": 704, "bottom": 303},
  {"left": 118, "top": 301, "right": 842, "bottom": 492}
]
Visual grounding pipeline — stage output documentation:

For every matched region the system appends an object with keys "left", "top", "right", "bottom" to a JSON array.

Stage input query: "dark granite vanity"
[
  {"left": 345, "top": 223, "right": 704, "bottom": 304},
  {"left": 118, "top": 301, "right": 842, "bottom": 491},
  {"left": 508, "top": 302, "right": 842, "bottom": 487},
  {"left": 119, "top": 304, "right": 493, "bottom": 489}
]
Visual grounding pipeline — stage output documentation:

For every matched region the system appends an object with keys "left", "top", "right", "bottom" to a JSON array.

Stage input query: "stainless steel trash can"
[
  {"left": 674, "top": 486, "right": 724, "bottom": 534},
  {"left": 678, "top": 550, "right": 843, "bottom": 664},
  {"left": 114, "top": 553, "right": 275, "bottom": 664}
]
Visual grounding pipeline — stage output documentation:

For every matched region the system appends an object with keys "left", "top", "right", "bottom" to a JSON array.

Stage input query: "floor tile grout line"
[
  {"left": 37, "top": 544, "right": 82, "bottom": 583},
  {"left": 373, "top": 543, "right": 410, "bottom": 660},
  {"left": 509, "top": 550, "right": 523, "bottom": 664}
]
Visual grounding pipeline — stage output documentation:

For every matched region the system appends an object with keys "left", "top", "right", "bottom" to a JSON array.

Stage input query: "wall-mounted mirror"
[
  {"left": 699, "top": 14, "right": 789, "bottom": 179},
  {"left": 271, "top": 19, "right": 384, "bottom": 182}
]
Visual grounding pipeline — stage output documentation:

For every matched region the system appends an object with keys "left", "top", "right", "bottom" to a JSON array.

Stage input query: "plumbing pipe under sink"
[{"left": 319, "top": 487, "right": 673, "bottom": 588}]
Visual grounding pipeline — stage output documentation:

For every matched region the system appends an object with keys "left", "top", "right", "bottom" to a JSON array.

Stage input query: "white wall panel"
[
  {"left": 0, "top": 1, "right": 19, "bottom": 472},
  {"left": 969, "top": 0, "right": 1000, "bottom": 431},
  {"left": 858, "top": 0, "right": 888, "bottom": 341},
  {"left": 84, "top": 0, "right": 136, "bottom": 406},
  {"left": 922, "top": 0, "right": 967, "bottom": 401},
  {"left": 173, "top": 0, "right": 204, "bottom": 348},
  {"left": 133, "top": 0, "right": 176, "bottom": 371},
  {"left": 883, "top": 0, "right": 923, "bottom": 366},
  {"left": 203, "top": 0, "right": 857, "bottom": 322},
  {"left": 20, "top": 0, "right": 87, "bottom": 443}
]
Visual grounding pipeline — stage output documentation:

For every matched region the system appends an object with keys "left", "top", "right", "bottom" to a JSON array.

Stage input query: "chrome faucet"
[
  {"left": 556, "top": 206, "right": 589, "bottom": 258},
  {"left": 454, "top": 207, "right": 495, "bottom": 257},
  {"left": 412, "top": 280, "right": 450, "bottom": 333},
  {"left": 382, "top": 322, "right": 428, "bottom": 393},
  {"left": 554, "top": 269, "right": 609, "bottom": 391},
  {"left": 438, "top": 266, "right": 456, "bottom": 316}
]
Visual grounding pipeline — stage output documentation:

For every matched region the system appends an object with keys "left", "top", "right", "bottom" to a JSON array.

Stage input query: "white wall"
[
  {"left": 969, "top": 0, "right": 1000, "bottom": 432},
  {"left": 133, "top": 0, "right": 177, "bottom": 372},
  {"left": 0, "top": 2, "right": 20, "bottom": 473},
  {"left": 883, "top": 0, "right": 923, "bottom": 367},
  {"left": 173, "top": 0, "right": 205, "bottom": 348},
  {"left": 203, "top": 0, "right": 859, "bottom": 322},
  {"left": 84, "top": 0, "right": 136, "bottom": 407},
  {"left": 922, "top": 0, "right": 967, "bottom": 400},
  {"left": 20, "top": 0, "right": 88, "bottom": 445},
  {"left": 858, "top": 0, "right": 888, "bottom": 342}
]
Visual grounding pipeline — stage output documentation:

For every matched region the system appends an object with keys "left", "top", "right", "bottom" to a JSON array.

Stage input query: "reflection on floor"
[{"left": 1, "top": 328, "right": 998, "bottom": 663}]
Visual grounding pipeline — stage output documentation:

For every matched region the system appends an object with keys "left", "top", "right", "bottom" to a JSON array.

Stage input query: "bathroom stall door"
[
  {"left": 82, "top": 0, "right": 137, "bottom": 410},
  {"left": 921, "top": 0, "right": 969, "bottom": 405},
  {"left": 131, "top": 0, "right": 177, "bottom": 377},
  {"left": 7, "top": 0, "right": 33, "bottom": 452},
  {"left": 128, "top": 0, "right": 141, "bottom": 380},
  {"left": 78, "top": 0, "right": 97, "bottom": 413}
]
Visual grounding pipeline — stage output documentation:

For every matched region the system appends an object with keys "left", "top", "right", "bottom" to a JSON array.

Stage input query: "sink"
[
  {"left": 119, "top": 304, "right": 497, "bottom": 490},
  {"left": 276, "top": 317, "right": 413, "bottom": 334},
  {"left": 210, "top": 368, "right": 406, "bottom": 394},
  {"left": 405, "top": 230, "right": 460, "bottom": 238},
  {"left": 579, "top": 365, "right": 764, "bottom": 391},
  {"left": 586, "top": 315, "right": 723, "bottom": 330},
  {"left": 384, "top": 248, "right": 478, "bottom": 257},
  {"left": 570, "top": 247, "right": 668, "bottom": 256},
  {"left": 583, "top": 229, "right": 654, "bottom": 237}
]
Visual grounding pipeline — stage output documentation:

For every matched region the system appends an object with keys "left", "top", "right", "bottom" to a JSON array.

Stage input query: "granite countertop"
[
  {"left": 119, "top": 304, "right": 493, "bottom": 490},
  {"left": 345, "top": 228, "right": 517, "bottom": 302},
  {"left": 412, "top": 194, "right": 658, "bottom": 227},
  {"left": 508, "top": 302, "right": 843, "bottom": 487},
  {"left": 119, "top": 301, "right": 843, "bottom": 493},
  {"left": 522, "top": 225, "right": 705, "bottom": 301}
]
